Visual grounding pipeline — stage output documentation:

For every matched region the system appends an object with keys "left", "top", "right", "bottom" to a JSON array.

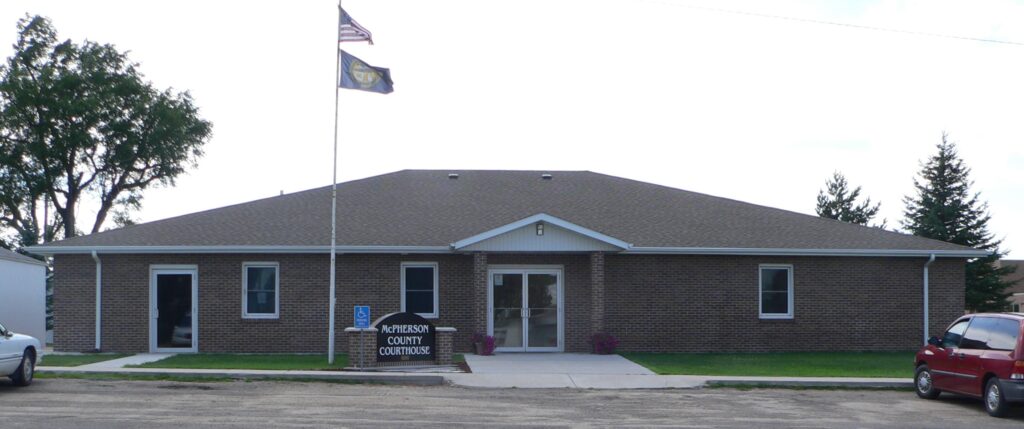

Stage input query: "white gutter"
[
  {"left": 625, "top": 247, "right": 990, "bottom": 258},
  {"left": 91, "top": 250, "right": 102, "bottom": 351},
  {"left": 923, "top": 253, "right": 936, "bottom": 345},
  {"left": 26, "top": 245, "right": 451, "bottom": 255},
  {"left": 26, "top": 245, "right": 991, "bottom": 258}
]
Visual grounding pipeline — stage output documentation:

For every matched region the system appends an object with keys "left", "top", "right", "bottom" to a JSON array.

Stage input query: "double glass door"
[{"left": 489, "top": 268, "right": 562, "bottom": 352}]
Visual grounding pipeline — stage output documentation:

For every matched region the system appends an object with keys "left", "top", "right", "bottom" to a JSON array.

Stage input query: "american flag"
[{"left": 339, "top": 6, "right": 373, "bottom": 45}]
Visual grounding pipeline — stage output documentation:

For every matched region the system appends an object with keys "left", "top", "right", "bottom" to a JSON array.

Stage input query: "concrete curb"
[
  {"left": 443, "top": 373, "right": 915, "bottom": 389},
  {"left": 36, "top": 366, "right": 914, "bottom": 390},
  {"left": 37, "top": 367, "right": 445, "bottom": 386},
  {"left": 705, "top": 378, "right": 913, "bottom": 389}
]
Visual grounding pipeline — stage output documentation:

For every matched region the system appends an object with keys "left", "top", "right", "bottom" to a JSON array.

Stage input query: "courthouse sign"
[{"left": 375, "top": 312, "right": 436, "bottom": 362}]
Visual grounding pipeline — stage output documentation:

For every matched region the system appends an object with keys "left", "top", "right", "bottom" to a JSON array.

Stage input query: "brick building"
[
  {"left": 1000, "top": 260, "right": 1024, "bottom": 312},
  {"left": 30, "top": 170, "right": 986, "bottom": 354}
]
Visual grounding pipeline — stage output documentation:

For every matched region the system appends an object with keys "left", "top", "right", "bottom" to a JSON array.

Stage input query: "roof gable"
[{"left": 453, "top": 213, "right": 629, "bottom": 252}]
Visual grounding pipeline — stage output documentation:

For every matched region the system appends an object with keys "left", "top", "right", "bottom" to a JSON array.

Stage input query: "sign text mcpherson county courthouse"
[{"left": 375, "top": 312, "right": 436, "bottom": 362}]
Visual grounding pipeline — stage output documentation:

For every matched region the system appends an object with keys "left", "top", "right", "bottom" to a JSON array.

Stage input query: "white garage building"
[{"left": 0, "top": 249, "right": 47, "bottom": 343}]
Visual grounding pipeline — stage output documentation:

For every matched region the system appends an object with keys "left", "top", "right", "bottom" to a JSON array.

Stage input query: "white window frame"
[
  {"left": 401, "top": 262, "right": 439, "bottom": 319},
  {"left": 758, "top": 264, "right": 794, "bottom": 319},
  {"left": 242, "top": 262, "right": 280, "bottom": 319}
]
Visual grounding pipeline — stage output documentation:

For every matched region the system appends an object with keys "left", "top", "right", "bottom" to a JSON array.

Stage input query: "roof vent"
[
  {"left": 448, "top": 173, "right": 459, "bottom": 180},
  {"left": 541, "top": 173, "right": 553, "bottom": 180}
]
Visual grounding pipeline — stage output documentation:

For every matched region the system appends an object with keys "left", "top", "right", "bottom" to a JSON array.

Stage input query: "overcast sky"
[{"left": 1, "top": 0, "right": 1022, "bottom": 257}]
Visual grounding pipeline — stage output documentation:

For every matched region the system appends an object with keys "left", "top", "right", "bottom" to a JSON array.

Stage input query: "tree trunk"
[
  {"left": 63, "top": 194, "right": 77, "bottom": 238},
  {"left": 92, "top": 199, "right": 114, "bottom": 234}
]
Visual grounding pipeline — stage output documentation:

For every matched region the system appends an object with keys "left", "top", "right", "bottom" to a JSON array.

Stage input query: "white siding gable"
[{"left": 461, "top": 223, "right": 622, "bottom": 252}]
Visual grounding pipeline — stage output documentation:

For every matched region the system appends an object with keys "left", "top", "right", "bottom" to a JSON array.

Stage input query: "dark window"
[
  {"left": 986, "top": 318, "right": 1021, "bottom": 351},
  {"left": 942, "top": 319, "right": 969, "bottom": 348},
  {"left": 961, "top": 317, "right": 995, "bottom": 350},
  {"left": 245, "top": 265, "right": 278, "bottom": 316},
  {"left": 403, "top": 265, "right": 436, "bottom": 316},
  {"left": 760, "top": 266, "right": 792, "bottom": 317}
]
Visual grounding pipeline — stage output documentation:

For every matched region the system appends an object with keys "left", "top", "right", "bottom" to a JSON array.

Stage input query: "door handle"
[{"left": 957, "top": 352, "right": 966, "bottom": 359}]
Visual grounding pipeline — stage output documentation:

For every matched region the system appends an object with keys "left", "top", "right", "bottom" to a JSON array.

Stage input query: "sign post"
[{"left": 354, "top": 306, "right": 370, "bottom": 368}]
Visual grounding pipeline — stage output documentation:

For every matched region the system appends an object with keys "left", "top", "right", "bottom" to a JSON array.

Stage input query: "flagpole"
[{"left": 328, "top": 0, "right": 342, "bottom": 365}]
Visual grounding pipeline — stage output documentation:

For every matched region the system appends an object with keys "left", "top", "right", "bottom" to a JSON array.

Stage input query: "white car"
[
  {"left": 0, "top": 322, "right": 42, "bottom": 386},
  {"left": 171, "top": 312, "right": 192, "bottom": 347}
]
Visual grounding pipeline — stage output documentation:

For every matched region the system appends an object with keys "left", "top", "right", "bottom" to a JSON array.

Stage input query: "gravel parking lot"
[{"left": 1, "top": 378, "right": 1023, "bottom": 428}]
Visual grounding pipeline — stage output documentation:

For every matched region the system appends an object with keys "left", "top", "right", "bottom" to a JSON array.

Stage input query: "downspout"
[
  {"left": 923, "top": 253, "right": 936, "bottom": 345},
  {"left": 91, "top": 251, "right": 102, "bottom": 351}
]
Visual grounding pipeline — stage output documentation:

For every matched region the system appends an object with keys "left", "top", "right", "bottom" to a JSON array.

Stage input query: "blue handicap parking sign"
[{"left": 354, "top": 305, "right": 370, "bottom": 329}]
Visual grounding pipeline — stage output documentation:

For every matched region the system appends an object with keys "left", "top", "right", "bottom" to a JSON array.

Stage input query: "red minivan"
[{"left": 915, "top": 313, "right": 1024, "bottom": 417}]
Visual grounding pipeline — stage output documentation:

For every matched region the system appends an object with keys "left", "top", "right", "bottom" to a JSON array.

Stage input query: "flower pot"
[{"left": 474, "top": 341, "right": 484, "bottom": 355}]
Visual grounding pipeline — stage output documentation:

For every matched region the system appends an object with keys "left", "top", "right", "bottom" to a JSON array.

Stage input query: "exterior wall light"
[{"left": 536, "top": 223, "right": 545, "bottom": 236}]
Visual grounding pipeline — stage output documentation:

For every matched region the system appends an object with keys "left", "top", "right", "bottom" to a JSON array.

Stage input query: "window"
[
  {"left": 986, "top": 318, "right": 1021, "bottom": 351},
  {"left": 960, "top": 317, "right": 1021, "bottom": 351},
  {"left": 243, "top": 262, "right": 279, "bottom": 318},
  {"left": 960, "top": 317, "right": 993, "bottom": 349},
  {"left": 759, "top": 265, "right": 793, "bottom": 319},
  {"left": 1013, "top": 303, "right": 1021, "bottom": 313},
  {"left": 401, "top": 262, "right": 438, "bottom": 318},
  {"left": 942, "top": 319, "right": 970, "bottom": 348}
]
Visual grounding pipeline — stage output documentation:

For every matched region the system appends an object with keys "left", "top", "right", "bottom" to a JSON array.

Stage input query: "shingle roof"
[
  {"left": 30, "top": 170, "right": 980, "bottom": 254},
  {"left": 0, "top": 248, "right": 47, "bottom": 266}
]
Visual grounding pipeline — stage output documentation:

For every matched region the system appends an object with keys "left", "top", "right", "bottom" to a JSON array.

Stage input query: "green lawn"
[
  {"left": 621, "top": 352, "right": 914, "bottom": 378},
  {"left": 128, "top": 354, "right": 350, "bottom": 370},
  {"left": 40, "top": 353, "right": 131, "bottom": 367}
]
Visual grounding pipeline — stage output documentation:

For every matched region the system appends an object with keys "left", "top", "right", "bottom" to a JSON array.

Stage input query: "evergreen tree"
[
  {"left": 903, "top": 133, "right": 1014, "bottom": 312},
  {"left": 816, "top": 172, "right": 884, "bottom": 227}
]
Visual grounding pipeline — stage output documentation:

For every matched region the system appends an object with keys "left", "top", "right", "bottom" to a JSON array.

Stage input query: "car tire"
[
  {"left": 984, "top": 378, "right": 1009, "bottom": 418},
  {"left": 9, "top": 349, "right": 35, "bottom": 387},
  {"left": 915, "top": 365, "right": 941, "bottom": 399}
]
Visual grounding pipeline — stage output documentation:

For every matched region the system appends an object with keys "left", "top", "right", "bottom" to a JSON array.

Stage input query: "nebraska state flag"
[{"left": 338, "top": 49, "right": 393, "bottom": 94}]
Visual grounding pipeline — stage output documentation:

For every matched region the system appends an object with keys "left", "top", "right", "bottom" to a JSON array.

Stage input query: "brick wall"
[
  {"left": 52, "top": 255, "right": 96, "bottom": 351},
  {"left": 52, "top": 253, "right": 476, "bottom": 353},
  {"left": 335, "top": 254, "right": 475, "bottom": 354},
  {"left": 51, "top": 252, "right": 965, "bottom": 354},
  {"left": 603, "top": 255, "right": 965, "bottom": 352}
]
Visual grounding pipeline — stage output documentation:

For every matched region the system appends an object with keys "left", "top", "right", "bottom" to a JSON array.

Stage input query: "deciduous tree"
[{"left": 0, "top": 15, "right": 212, "bottom": 246}]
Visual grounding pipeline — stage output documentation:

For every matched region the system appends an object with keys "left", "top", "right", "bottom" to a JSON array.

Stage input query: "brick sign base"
[{"left": 345, "top": 326, "right": 456, "bottom": 369}]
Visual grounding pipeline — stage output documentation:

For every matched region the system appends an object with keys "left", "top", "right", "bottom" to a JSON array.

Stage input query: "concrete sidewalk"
[
  {"left": 73, "top": 353, "right": 176, "bottom": 370},
  {"left": 463, "top": 353, "right": 654, "bottom": 375}
]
